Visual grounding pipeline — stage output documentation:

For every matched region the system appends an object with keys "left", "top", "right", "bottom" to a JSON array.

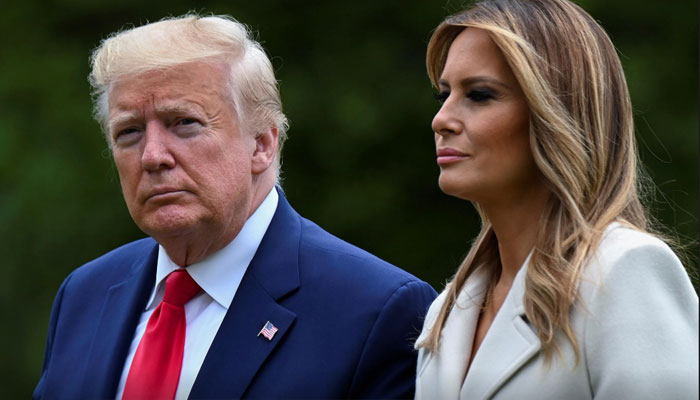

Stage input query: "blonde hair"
[
  {"left": 419, "top": 0, "right": 649, "bottom": 363},
  {"left": 89, "top": 14, "right": 289, "bottom": 173}
]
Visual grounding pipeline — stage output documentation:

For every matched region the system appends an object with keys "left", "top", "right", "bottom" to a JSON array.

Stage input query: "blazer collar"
[
  {"left": 461, "top": 251, "right": 540, "bottom": 400},
  {"left": 82, "top": 188, "right": 301, "bottom": 399},
  {"left": 189, "top": 187, "right": 300, "bottom": 399},
  {"left": 415, "top": 265, "right": 492, "bottom": 399},
  {"left": 81, "top": 240, "right": 159, "bottom": 399}
]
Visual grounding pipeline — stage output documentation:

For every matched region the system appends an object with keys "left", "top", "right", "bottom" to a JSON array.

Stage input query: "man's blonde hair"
[{"left": 89, "top": 14, "right": 289, "bottom": 172}]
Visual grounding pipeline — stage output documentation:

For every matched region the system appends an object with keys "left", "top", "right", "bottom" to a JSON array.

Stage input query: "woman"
[{"left": 414, "top": 0, "right": 698, "bottom": 399}]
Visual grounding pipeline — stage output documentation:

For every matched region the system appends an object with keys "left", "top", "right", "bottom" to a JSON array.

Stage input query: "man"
[{"left": 34, "top": 14, "right": 437, "bottom": 400}]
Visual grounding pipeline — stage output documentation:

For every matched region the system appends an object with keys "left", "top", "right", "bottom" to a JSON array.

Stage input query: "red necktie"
[{"left": 123, "top": 269, "right": 202, "bottom": 400}]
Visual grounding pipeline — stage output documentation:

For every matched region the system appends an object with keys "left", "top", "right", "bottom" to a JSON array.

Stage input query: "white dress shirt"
[{"left": 116, "top": 188, "right": 278, "bottom": 400}]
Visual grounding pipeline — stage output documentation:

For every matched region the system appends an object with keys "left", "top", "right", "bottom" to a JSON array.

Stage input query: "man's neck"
[{"left": 158, "top": 181, "right": 276, "bottom": 267}]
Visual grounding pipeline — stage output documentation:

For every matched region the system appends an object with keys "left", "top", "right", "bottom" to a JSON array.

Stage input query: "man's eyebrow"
[
  {"left": 437, "top": 76, "right": 512, "bottom": 90},
  {"left": 154, "top": 101, "right": 206, "bottom": 116},
  {"left": 108, "top": 112, "right": 140, "bottom": 133},
  {"left": 108, "top": 103, "right": 205, "bottom": 131}
]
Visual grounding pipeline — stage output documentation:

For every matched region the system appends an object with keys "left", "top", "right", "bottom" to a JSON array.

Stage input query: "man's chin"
[{"left": 134, "top": 210, "right": 203, "bottom": 240}]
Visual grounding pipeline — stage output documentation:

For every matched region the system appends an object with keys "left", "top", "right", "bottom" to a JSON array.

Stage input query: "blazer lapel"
[
  {"left": 417, "top": 266, "right": 491, "bottom": 399},
  {"left": 80, "top": 242, "right": 158, "bottom": 399},
  {"left": 461, "top": 254, "right": 540, "bottom": 400},
  {"left": 190, "top": 189, "right": 300, "bottom": 399}
]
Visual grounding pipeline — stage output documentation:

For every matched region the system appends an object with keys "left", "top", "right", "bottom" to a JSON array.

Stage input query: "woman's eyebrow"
[{"left": 438, "top": 76, "right": 512, "bottom": 90}]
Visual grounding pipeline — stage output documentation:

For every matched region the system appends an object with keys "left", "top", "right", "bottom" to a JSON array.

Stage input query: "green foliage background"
[{"left": 1, "top": 0, "right": 696, "bottom": 396}]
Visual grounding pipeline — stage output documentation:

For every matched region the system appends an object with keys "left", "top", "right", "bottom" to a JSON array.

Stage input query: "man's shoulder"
[
  {"left": 67, "top": 237, "right": 157, "bottom": 285},
  {"left": 296, "top": 216, "right": 429, "bottom": 291}
]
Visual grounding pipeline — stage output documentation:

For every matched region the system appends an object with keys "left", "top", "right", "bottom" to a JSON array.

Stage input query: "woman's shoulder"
[
  {"left": 578, "top": 225, "right": 698, "bottom": 398},
  {"left": 599, "top": 221, "right": 671, "bottom": 250},
  {"left": 582, "top": 222, "right": 694, "bottom": 301},
  {"left": 590, "top": 222, "right": 679, "bottom": 271}
]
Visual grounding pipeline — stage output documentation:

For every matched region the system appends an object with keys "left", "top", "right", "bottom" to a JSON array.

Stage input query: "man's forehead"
[
  {"left": 108, "top": 66, "right": 229, "bottom": 119},
  {"left": 109, "top": 62, "right": 228, "bottom": 101},
  {"left": 108, "top": 95, "right": 209, "bottom": 124},
  {"left": 110, "top": 97, "right": 205, "bottom": 114}
]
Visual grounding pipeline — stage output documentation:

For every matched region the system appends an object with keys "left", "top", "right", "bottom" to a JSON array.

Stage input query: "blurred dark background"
[{"left": 1, "top": 0, "right": 697, "bottom": 396}]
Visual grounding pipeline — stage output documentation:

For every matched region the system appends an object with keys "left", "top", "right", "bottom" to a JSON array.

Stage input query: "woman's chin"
[{"left": 438, "top": 176, "right": 473, "bottom": 201}]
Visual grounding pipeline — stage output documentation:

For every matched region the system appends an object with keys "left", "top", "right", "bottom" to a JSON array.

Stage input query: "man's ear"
[{"left": 251, "top": 126, "right": 279, "bottom": 175}]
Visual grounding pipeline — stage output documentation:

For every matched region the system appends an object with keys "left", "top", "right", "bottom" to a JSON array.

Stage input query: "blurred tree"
[{"left": 1, "top": 0, "right": 696, "bottom": 397}]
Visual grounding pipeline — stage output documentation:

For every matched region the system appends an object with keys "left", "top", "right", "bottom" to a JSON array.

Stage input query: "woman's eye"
[
  {"left": 467, "top": 89, "right": 495, "bottom": 102},
  {"left": 433, "top": 92, "right": 450, "bottom": 104}
]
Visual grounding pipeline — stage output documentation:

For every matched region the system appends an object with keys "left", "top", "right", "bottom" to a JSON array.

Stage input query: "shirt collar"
[{"left": 145, "top": 188, "right": 279, "bottom": 310}]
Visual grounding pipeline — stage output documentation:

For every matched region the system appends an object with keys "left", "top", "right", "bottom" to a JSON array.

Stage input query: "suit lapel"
[
  {"left": 190, "top": 189, "right": 300, "bottom": 399},
  {"left": 80, "top": 242, "right": 158, "bottom": 399},
  {"left": 461, "top": 254, "right": 540, "bottom": 400},
  {"left": 417, "top": 266, "right": 491, "bottom": 399}
]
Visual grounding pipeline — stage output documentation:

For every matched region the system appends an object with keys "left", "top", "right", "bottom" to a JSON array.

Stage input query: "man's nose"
[{"left": 141, "top": 122, "right": 176, "bottom": 171}]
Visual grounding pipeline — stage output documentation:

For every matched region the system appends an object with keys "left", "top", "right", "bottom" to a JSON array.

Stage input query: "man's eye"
[
  {"left": 467, "top": 89, "right": 495, "bottom": 102},
  {"left": 115, "top": 127, "right": 140, "bottom": 140},
  {"left": 176, "top": 118, "right": 199, "bottom": 126},
  {"left": 112, "top": 127, "right": 141, "bottom": 146},
  {"left": 433, "top": 92, "right": 449, "bottom": 104},
  {"left": 119, "top": 128, "right": 139, "bottom": 135}
]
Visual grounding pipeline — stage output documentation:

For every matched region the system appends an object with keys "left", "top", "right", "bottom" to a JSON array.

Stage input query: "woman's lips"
[{"left": 437, "top": 148, "right": 469, "bottom": 165}]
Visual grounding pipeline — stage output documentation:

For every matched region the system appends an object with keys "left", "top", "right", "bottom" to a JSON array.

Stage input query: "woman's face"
[{"left": 433, "top": 28, "right": 543, "bottom": 206}]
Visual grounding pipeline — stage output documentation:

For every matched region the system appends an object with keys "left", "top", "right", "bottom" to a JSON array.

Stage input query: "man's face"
[{"left": 107, "top": 62, "right": 257, "bottom": 246}]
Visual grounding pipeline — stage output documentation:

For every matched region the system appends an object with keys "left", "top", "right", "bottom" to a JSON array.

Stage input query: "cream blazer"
[{"left": 415, "top": 224, "right": 699, "bottom": 399}]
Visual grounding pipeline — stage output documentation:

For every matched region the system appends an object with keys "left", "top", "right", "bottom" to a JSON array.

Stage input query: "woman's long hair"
[{"left": 418, "top": 0, "right": 650, "bottom": 362}]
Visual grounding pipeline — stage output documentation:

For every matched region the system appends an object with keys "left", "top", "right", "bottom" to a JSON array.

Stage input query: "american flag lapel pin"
[{"left": 258, "top": 321, "right": 278, "bottom": 341}]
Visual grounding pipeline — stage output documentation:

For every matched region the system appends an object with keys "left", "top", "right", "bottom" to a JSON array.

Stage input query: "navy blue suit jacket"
[{"left": 34, "top": 191, "right": 437, "bottom": 399}]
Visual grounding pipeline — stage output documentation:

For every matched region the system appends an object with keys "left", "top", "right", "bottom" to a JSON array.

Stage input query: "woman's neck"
[{"left": 481, "top": 185, "right": 550, "bottom": 284}]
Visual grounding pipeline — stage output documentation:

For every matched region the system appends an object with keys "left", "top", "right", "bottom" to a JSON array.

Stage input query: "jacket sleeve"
[
  {"left": 33, "top": 274, "right": 72, "bottom": 400},
  {"left": 584, "top": 243, "right": 699, "bottom": 399},
  {"left": 348, "top": 280, "right": 438, "bottom": 399}
]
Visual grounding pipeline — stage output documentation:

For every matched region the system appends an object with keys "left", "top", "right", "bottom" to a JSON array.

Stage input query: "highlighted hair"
[{"left": 419, "top": 0, "right": 649, "bottom": 363}]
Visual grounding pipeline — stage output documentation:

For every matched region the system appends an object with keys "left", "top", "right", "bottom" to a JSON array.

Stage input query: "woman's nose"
[{"left": 432, "top": 102, "right": 461, "bottom": 137}]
